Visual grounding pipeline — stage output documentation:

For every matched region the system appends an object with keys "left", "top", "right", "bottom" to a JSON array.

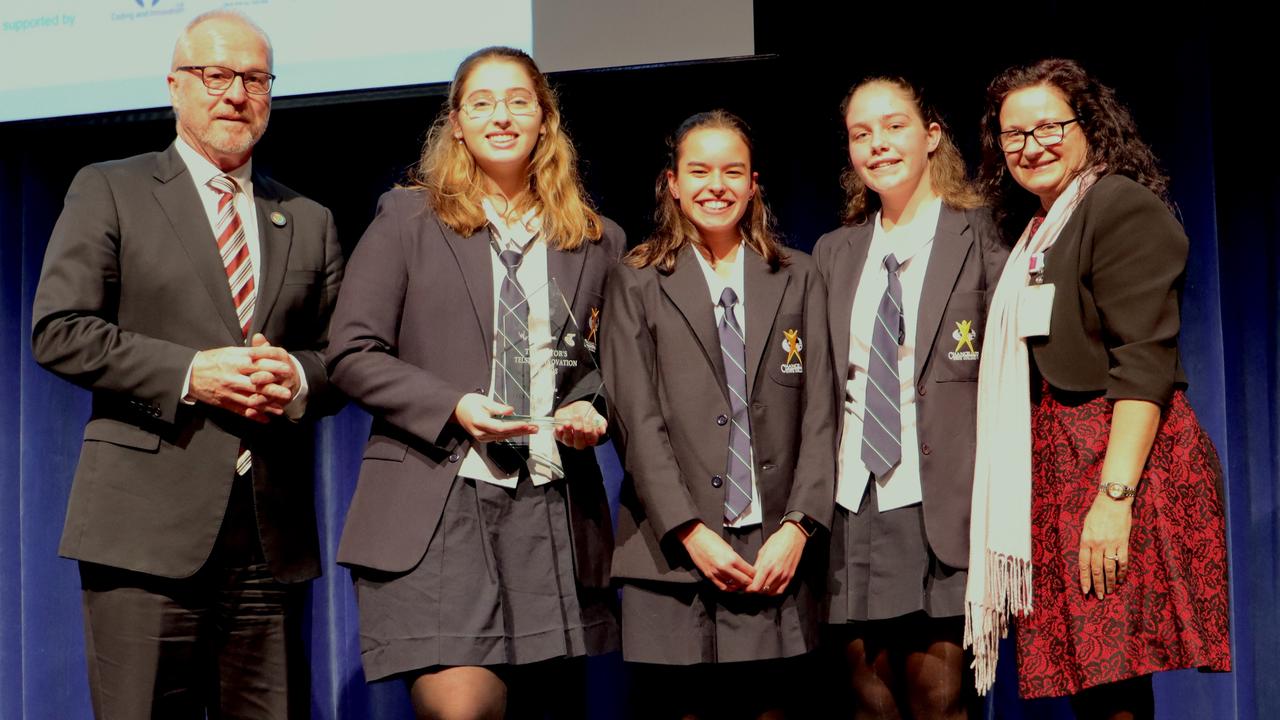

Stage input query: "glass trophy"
[{"left": 493, "top": 275, "right": 602, "bottom": 427}]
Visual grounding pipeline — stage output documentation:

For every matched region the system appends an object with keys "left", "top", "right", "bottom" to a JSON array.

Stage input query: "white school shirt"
[
  {"left": 692, "top": 244, "right": 761, "bottom": 528},
  {"left": 457, "top": 199, "right": 562, "bottom": 487},
  {"left": 836, "top": 197, "right": 941, "bottom": 512}
]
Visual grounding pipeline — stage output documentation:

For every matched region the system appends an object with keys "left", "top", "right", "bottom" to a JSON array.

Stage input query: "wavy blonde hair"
[
  {"left": 839, "top": 77, "right": 982, "bottom": 226},
  {"left": 407, "top": 46, "right": 602, "bottom": 249},
  {"left": 627, "top": 110, "right": 787, "bottom": 274}
]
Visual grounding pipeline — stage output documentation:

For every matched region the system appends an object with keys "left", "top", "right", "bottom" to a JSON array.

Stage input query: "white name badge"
[{"left": 1017, "top": 283, "right": 1055, "bottom": 338}]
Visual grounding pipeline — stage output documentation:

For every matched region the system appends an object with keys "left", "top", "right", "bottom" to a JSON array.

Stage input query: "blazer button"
[
  {"left": 716, "top": 414, "right": 728, "bottom": 426},
  {"left": 711, "top": 475, "right": 724, "bottom": 488},
  {"left": 448, "top": 453, "right": 460, "bottom": 463},
  {"left": 921, "top": 444, "right": 932, "bottom": 456}
]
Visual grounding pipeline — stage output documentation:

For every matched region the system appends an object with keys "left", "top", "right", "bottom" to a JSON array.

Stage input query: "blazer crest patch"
[
  {"left": 780, "top": 329, "right": 804, "bottom": 374},
  {"left": 948, "top": 320, "right": 980, "bottom": 361}
]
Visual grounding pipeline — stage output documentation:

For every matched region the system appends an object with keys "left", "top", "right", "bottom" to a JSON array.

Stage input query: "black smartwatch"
[{"left": 779, "top": 511, "right": 820, "bottom": 538}]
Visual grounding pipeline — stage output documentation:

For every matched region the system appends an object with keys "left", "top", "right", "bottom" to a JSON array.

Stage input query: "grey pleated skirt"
[
  {"left": 825, "top": 479, "right": 966, "bottom": 624},
  {"left": 354, "top": 474, "right": 619, "bottom": 682},
  {"left": 620, "top": 524, "right": 819, "bottom": 665}
]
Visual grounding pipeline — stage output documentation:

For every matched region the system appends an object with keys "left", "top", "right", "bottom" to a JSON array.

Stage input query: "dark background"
[{"left": 2, "top": 4, "right": 1272, "bottom": 718}]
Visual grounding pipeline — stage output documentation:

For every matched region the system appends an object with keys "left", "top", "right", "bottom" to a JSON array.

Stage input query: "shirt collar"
[
  {"left": 482, "top": 197, "right": 541, "bottom": 250},
  {"left": 692, "top": 241, "right": 747, "bottom": 303},
  {"left": 872, "top": 195, "right": 942, "bottom": 266},
  {"left": 174, "top": 136, "right": 253, "bottom": 192}
]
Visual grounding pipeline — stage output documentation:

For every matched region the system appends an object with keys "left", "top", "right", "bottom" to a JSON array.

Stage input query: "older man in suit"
[{"left": 31, "top": 10, "right": 343, "bottom": 718}]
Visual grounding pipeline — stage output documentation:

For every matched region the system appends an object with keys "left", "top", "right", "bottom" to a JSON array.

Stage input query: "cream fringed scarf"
[{"left": 964, "top": 170, "right": 1100, "bottom": 694}]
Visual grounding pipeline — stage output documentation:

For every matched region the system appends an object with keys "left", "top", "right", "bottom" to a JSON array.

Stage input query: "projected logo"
[{"left": 135, "top": 0, "right": 160, "bottom": 6}]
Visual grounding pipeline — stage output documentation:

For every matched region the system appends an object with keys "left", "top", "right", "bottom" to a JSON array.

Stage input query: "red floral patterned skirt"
[{"left": 1015, "top": 382, "right": 1231, "bottom": 698}]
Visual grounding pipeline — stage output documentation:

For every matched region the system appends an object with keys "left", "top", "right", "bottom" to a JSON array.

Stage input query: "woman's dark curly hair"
[{"left": 977, "top": 58, "right": 1171, "bottom": 241}]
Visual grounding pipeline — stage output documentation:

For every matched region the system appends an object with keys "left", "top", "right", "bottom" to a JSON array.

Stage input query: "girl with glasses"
[{"left": 325, "top": 46, "right": 624, "bottom": 720}]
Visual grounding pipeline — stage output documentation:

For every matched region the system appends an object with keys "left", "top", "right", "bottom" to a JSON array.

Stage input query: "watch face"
[{"left": 1105, "top": 483, "right": 1129, "bottom": 499}]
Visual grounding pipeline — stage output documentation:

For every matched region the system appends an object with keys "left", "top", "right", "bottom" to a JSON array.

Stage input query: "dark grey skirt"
[
  {"left": 620, "top": 524, "right": 819, "bottom": 665},
  {"left": 354, "top": 474, "right": 619, "bottom": 682},
  {"left": 826, "top": 479, "right": 966, "bottom": 624}
]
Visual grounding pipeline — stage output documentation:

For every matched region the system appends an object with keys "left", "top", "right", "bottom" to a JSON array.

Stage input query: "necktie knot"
[
  {"left": 883, "top": 253, "right": 902, "bottom": 275},
  {"left": 719, "top": 287, "right": 739, "bottom": 310},
  {"left": 208, "top": 175, "right": 238, "bottom": 198},
  {"left": 499, "top": 248, "right": 523, "bottom": 272}
]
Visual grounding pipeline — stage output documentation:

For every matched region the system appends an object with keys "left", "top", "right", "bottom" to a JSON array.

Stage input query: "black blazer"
[
  {"left": 31, "top": 143, "right": 345, "bottom": 583},
  {"left": 602, "top": 245, "right": 836, "bottom": 584},
  {"left": 1029, "top": 174, "right": 1188, "bottom": 406},
  {"left": 813, "top": 205, "right": 1007, "bottom": 569},
  {"left": 326, "top": 188, "right": 625, "bottom": 589}
]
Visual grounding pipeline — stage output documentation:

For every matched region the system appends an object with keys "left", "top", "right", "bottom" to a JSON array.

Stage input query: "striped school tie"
[
  {"left": 492, "top": 235, "right": 531, "bottom": 449},
  {"left": 860, "top": 253, "right": 903, "bottom": 479},
  {"left": 208, "top": 175, "right": 256, "bottom": 476},
  {"left": 717, "top": 287, "right": 754, "bottom": 521}
]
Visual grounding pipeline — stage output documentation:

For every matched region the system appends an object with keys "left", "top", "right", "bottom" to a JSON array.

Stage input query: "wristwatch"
[
  {"left": 1098, "top": 481, "right": 1138, "bottom": 500},
  {"left": 780, "top": 511, "right": 820, "bottom": 537}
]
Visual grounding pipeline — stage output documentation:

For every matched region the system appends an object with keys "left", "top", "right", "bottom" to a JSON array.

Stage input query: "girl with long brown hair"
[
  {"left": 814, "top": 76, "right": 1007, "bottom": 719},
  {"left": 601, "top": 110, "right": 835, "bottom": 719}
]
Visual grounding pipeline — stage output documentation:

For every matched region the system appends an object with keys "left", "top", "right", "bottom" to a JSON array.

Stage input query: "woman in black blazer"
[
  {"left": 813, "top": 77, "right": 1006, "bottom": 719},
  {"left": 325, "top": 47, "right": 623, "bottom": 720},
  {"left": 601, "top": 110, "right": 835, "bottom": 719},
  {"left": 966, "top": 59, "right": 1229, "bottom": 718}
]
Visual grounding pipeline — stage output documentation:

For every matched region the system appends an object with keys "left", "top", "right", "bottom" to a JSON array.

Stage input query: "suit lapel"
[
  {"left": 546, "top": 240, "right": 587, "bottom": 343},
  {"left": 914, "top": 206, "right": 971, "bottom": 379},
  {"left": 743, "top": 249, "right": 787, "bottom": 398},
  {"left": 441, "top": 219, "right": 496, "bottom": 364},
  {"left": 659, "top": 245, "right": 729, "bottom": 405},
  {"left": 152, "top": 145, "right": 244, "bottom": 343},
  {"left": 248, "top": 175, "right": 293, "bottom": 338},
  {"left": 827, "top": 223, "right": 873, "bottom": 393}
]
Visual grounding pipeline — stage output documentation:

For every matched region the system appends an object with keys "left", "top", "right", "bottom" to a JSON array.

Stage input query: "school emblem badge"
[
  {"left": 948, "top": 320, "right": 980, "bottom": 361},
  {"left": 780, "top": 329, "right": 804, "bottom": 374}
]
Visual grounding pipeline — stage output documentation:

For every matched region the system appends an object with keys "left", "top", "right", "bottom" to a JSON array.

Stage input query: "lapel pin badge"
[{"left": 270, "top": 211, "right": 287, "bottom": 227}]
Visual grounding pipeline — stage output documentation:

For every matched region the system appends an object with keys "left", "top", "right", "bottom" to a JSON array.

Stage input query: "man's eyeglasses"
[{"left": 176, "top": 65, "right": 275, "bottom": 95}]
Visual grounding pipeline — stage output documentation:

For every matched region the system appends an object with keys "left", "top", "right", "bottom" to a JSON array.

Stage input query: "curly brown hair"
[
  {"left": 626, "top": 110, "right": 787, "bottom": 274},
  {"left": 839, "top": 76, "right": 982, "bottom": 226},
  {"left": 978, "top": 58, "right": 1171, "bottom": 241}
]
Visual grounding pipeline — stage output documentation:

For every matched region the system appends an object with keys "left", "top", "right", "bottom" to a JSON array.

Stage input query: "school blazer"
[
  {"left": 813, "top": 205, "right": 1008, "bottom": 569},
  {"left": 326, "top": 188, "right": 625, "bottom": 588},
  {"left": 603, "top": 245, "right": 837, "bottom": 584}
]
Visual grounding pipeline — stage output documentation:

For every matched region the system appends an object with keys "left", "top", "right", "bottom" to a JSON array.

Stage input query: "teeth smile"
[{"left": 702, "top": 200, "right": 729, "bottom": 210}]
